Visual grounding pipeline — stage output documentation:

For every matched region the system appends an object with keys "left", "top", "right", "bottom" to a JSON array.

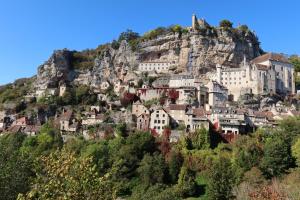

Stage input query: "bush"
[
  {"left": 238, "top": 24, "right": 249, "bottom": 33},
  {"left": 220, "top": 19, "right": 233, "bottom": 29},
  {"left": 118, "top": 29, "right": 140, "bottom": 42}
]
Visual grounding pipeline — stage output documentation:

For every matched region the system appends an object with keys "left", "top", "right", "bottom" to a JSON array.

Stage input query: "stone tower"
[{"left": 192, "top": 14, "right": 198, "bottom": 30}]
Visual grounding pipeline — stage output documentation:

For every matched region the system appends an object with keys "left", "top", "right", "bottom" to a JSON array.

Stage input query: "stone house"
[
  {"left": 82, "top": 109, "right": 105, "bottom": 126},
  {"left": 206, "top": 80, "right": 228, "bottom": 108},
  {"left": 132, "top": 101, "right": 150, "bottom": 117},
  {"left": 185, "top": 107, "right": 210, "bottom": 132},
  {"left": 24, "top": 125, "right": 41, "bottom": 136},
  {"left": 136, "top": 114, "right": 150, "bottom": 131},
  {"left": 150, "top": 107, "right": 170, "bottom": 135},
  {"left": 166, "top": 104, "right": 188, "bottom": 125},
  {"left": 137, "top": 87, "right": 168, "bottom": 102},
  {"left": 59, "top": 110, "right": 79, "bottom": 133}
]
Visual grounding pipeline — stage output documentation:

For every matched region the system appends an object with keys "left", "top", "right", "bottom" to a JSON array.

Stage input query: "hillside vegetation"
[{"left": 1, "top": 117, "right": 300, "bottom": 200}]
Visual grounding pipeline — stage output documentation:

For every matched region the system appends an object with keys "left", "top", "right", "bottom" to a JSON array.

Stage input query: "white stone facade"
[
  {"left": 206, "top": 80, "right": 228, "bottom": 107},
  {"left": 150, "top": 108, "right": 170, "bottom": 135},
  {"left": 138, "top": 62, "right": 171, "bottom": 73},
  {"left": 169, "top": 75, "right": 196, "bottom": 88},
  {"left": 212, "top": 53, "right": 295, "bottom": 101}
]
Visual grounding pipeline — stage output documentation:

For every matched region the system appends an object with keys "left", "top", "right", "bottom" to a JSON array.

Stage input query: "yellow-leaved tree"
[{"left": 17, "top": 149, "right": 116, "bottom": 200}]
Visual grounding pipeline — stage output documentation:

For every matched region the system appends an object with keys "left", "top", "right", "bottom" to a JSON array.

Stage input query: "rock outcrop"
[
  {"left": 34, "top": 20, "right": 262, "bottom": 91},
  {"left": 35, "top": 49, "right": 74, "bottom": 89}
]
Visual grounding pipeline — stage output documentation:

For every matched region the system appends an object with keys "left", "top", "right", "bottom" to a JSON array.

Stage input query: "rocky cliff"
[{"left": 35, "top": 22, "right": 262, "bottom": 91}]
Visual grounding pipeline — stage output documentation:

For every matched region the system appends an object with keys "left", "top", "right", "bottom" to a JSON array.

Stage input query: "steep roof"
[{"left": 252, "top": 53, "right": 290, "bottom": 64}]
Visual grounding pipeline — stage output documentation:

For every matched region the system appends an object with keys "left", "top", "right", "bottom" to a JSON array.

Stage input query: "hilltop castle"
[{"left": 192, "top": 14, "right": 210, "bottom": 30}]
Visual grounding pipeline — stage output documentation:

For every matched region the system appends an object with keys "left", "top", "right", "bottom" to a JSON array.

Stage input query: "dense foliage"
[{"left": 1, "top": 117, "right": 300, "bottom": 199}]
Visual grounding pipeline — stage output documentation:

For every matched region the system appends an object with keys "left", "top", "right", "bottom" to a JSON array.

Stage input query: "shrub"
[{"left": 220, "top": 19, "right": 233, "bottom": 29}]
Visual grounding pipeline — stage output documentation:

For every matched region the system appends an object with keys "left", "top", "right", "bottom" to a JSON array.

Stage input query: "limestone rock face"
[
  {"left": 35, "top": 49, "right": 74, "bottom": 89},
  {"left": 35, "top": 26, "right": 261, "bottom": 91}
]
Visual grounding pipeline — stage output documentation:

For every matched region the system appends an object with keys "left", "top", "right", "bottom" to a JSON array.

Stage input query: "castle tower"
[{"left": 192, "top": 14, "right": 198, "bottom": 30}]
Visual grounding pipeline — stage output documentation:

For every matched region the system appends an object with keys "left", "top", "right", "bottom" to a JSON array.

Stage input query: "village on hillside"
[{"left": 0, "top": 15, "right": 299, "bottom": 143}]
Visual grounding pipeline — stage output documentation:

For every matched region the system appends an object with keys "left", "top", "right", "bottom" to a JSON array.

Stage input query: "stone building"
[
  {"left": 59, "top": 110, "right": 79, "bottom": 133},
  {"left": 214, "top": 53, "right": 295, "bottom": 101},
  {"left": 210, "top": 107, "right": 249, "bottom": 135},
  {"left": 132, "top": 101, "right": 150, "bottom": 117},
  {"left": 169, "top": 74, "right": 196, "bottom": 88},
  {"left": 136, "top": 114, "right": 150, "bottom": 131},
  {"left": 150, "top": 107, "right": 170, "bottom": 135},
  {"left": 138, "top": 62, "right": 172, "bottom": 74},
  {"left": 206, "top": 80, "right": 228, "bottom": 108}
]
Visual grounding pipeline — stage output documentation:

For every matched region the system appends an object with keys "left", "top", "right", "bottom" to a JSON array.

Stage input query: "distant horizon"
[{"left": 0, "top": 0, "right": 299, "bottom": 85}]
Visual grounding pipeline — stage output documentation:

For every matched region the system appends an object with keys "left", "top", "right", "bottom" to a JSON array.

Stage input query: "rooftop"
[{"left": 251, "top": 53, "right": 290, "bottom": 64}]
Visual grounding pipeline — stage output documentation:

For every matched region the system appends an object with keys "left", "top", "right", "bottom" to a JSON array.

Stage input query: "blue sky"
[{"left": 0, "top": 0, "right": 299, "bottom": 85}]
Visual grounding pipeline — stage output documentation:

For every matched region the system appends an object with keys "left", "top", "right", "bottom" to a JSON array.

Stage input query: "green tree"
[
  {"left": 207, "top": 157, "right": 235, "bottom": 200},
  {"left": 168, "top": 150, "right": 183, "bottom": 184},
  {"left": 292, "top": 137, "right": 300, "bottom": 167},
  {"left": 260, "top": 135, "right": 295, "bottom": 178},
  {"left": 238, "top": 24, "right": 249, "bottom": 33},
  {"left": 137, "top": 152, "right": 166, "bottom": 186},
  {"left": 190, "top": 128, "right": 211, "bottom": 150},
  {"left": 20, "top": 122, "right": 62, "bottom": 157},
  {"left": 233, "top": 136, "right": 263, "bottom": 172},
  {"left": 115, "top": 123, "right": 127, "bottom": 137},
  {"left": 0, "top": 133, "right": 33, "bottom": 200},
  {"left": 81, "top": 142, "right": 110, "bottom": 174},
  {"left": 118, "top": 29, "right": 140, "bottom": 42},
  {"left": 176, "top": 166, "right": 196, "bottom": 197},
  {"left": 289, "top": 55, "right": 300, "bottom": 72},
  {"left": 220, "top": 19, "right": 233, "bottom": 29},
  {"left": 62, "top": 89, "right": 75, "bottom": 105}
]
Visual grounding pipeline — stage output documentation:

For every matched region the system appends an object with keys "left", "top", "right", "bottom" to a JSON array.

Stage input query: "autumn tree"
[{"left": 18, "top": 149, "right": 115, "bottom": 200}]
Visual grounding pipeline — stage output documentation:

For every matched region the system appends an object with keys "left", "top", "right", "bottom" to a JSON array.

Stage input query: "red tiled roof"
[
  {"left": 169, "top": 104, "right": 188, "bottom": 111},
  {"left": 193, "top": 108, "right": 206, "bottom": 117},
  {"left": 254, "top": 111, "right": 267, "bottom": 118},
  {"left": 252, "top": 53, "right": 290, "bottom": 64}
]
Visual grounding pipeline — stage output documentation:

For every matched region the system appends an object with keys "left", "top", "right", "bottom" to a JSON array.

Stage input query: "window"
[
  {"left": 156, "top": 114, "right": 159, "bottom": 118},
  {"left": 162, "top": 120, "right": 165, "bottom": 124},
  {"left": 162, "top": 114, "right": 165, "bottom": 117},
  {"left": 157, "top": 126, "right": 160, "bottom": 130},
  {"left": 158, "top": 120, "right": 160, "bottom": 124},
  {"left": 154, "top": 120, "right": 157, "bottom": 123}
]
